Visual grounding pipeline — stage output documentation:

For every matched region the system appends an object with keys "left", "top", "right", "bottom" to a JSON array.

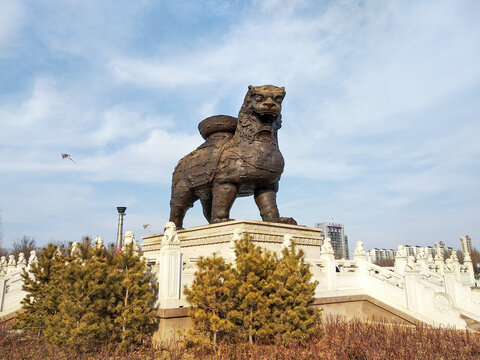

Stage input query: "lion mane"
[{"left": 236, "top": 85, "right": 283, "bottom": 144}]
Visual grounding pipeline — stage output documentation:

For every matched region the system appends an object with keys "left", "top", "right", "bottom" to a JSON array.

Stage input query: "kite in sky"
[
  {"left": 143, "top": 224, "right": 151, "bottom": 230},
  {"left": 61, "top": 153, "right": 76, "bottom": 163}
]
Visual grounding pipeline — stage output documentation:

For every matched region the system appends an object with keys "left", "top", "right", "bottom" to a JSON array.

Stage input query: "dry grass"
[{"left": 1, "top": 316, "right": 479, "bottom": 359}]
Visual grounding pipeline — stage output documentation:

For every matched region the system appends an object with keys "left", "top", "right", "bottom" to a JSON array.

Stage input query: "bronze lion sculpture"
[{"left": 169, "top": 85, "right": 297, "bottom": 229}]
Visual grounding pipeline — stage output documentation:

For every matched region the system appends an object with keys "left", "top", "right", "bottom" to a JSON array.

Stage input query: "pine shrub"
[
  {"left": 184, "top": 234, "right": 321, "bottom": 346},
  {"left": 15, "top": 237, "right": 157, "bottom": 350}
]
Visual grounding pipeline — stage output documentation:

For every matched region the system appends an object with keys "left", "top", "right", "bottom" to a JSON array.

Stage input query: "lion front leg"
[
  {"left": 211, "top": 182, "right": 238, "bottom": 223},
  {"left": 254, "top": 186, "right": 297, "bottom": 225}
]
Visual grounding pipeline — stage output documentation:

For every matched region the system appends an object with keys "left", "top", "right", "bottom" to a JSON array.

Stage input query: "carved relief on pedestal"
[
  {"left": 470, "top": 289, "right": 480, "bottom": 304},
  {"left": 282, "top": 234, "right": 293, "bottom": 250},
  {"left": 432, "top": 293, "right": 452, "bottom": 313},
  {"left": 182, "top": 256, "right": 197, "bottom": 273}
]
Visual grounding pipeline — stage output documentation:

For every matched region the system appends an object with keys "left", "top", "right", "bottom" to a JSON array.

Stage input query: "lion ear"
[{"left": 248, "top": 85, "right": 253, "bottom": 91}]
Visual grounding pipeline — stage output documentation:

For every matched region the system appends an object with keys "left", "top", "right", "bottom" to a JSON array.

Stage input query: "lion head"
[{"left": 236, "top": 85, "right": 285, "bottom": 144}]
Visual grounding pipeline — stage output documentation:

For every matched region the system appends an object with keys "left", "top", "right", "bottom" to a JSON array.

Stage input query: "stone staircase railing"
[
  {"left": 2, "top": 229, "right": 479, "bottom": 332},
  {"left": 0, "top": 251, "right": 37, "bottom": 317},
  {"left": 306, "top": 242, "right": 479, "bottom": 329}
]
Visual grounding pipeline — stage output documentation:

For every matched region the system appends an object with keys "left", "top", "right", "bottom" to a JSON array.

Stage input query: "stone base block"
[{"left": 142, "top": 219, "right": 324, "bottom": 264}]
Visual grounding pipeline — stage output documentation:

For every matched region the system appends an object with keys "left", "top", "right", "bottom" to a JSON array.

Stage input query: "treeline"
[
  {"left": 0, "top": 236, "right": 37, "bottom": 259},
  {"left": 0, "top": 212, "right": 38, "bottom": 258}
]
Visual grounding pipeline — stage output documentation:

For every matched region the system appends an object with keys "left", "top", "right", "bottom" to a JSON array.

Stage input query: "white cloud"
[
  {"left": 1, "top": 0, "right": 480, "bottom": 250},
  {"left": 81, "top": 129, "right": 201, "bottom": 183},
  {"left": 0, "top": 76, "right": 200, "bottom": 184},
  {"left": 285, "top": 157, "right": 364, "bottom": 181},
  {"left": 108, "top": 6, "right": 336, "bottom": 90},
  {"left": 0, "top": 0, "right": 24, "bottom": 49}
]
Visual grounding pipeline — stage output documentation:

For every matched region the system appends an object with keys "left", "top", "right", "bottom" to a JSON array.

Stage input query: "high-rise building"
[
  {"left": 315, "top": 222, "right": 349, "bottom": 259},
  {"left": 460, "top": 236, "right": 473, "bottom": 254}
]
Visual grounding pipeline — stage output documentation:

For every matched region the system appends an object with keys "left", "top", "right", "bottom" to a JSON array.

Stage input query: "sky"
[{"left": 1, "top": 0, "right": 479, "bottom": 255}]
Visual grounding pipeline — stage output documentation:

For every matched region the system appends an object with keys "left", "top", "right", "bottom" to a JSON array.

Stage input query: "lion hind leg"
[{"left": 200, "top": 198, "right": 212, "bottom": 223}]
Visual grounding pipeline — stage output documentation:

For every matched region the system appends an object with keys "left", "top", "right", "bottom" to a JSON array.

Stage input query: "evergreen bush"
[
  {"left": 185, "top": 234, "right": 321, "bottom": 346},
  {"left": 15, "top": 237, "right": 157, "bottom": 350}
]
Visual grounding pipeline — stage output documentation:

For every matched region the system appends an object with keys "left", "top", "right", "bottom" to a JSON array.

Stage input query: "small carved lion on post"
[{"left": 169, "top": 85, "right": 296, "bottom": 229}]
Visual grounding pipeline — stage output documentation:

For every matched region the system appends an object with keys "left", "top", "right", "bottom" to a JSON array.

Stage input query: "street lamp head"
[{"left": 117, "top": 206, "right": 127, "bottom": 214}]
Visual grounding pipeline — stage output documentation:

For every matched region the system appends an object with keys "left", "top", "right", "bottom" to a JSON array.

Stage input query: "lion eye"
[
  {"left": 274, "top": 96, "right": 283, "bottom": 102},
  {"left": 254, "top": 95, "right": 264, "bottom": 102}
]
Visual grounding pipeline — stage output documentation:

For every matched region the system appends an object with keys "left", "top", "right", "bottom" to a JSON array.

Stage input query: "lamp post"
[{"left": 116, "top": 206, "right": 127, "bottom": 249}]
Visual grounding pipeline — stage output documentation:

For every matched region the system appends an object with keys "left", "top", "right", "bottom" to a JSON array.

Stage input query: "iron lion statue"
[{"left": 169, "top": 85, "right": 297, "bottom": 229}]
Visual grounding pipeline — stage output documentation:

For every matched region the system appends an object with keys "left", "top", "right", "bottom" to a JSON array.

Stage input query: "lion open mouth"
[
  {"left": 256, "top": 112, "right": 277, "bottom": 123},
  {"left": 255, "top": 113, "right": 276, "bottom": 134}
]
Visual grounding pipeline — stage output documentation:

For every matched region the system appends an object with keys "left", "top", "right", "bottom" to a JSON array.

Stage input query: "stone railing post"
[
  {"left": 463, "top": 250, "right": 475, "bottom": 286},
  {"left": 320, "top": 237, "right": 336, "bottom": 290},
  {"left": 353, "top": 241, "right": 367, "bottom": 277},
  {"left": 7, "top": 255, "right": 16, "bottom": 274},
  {"left": 122, "top": 231, "right": 139, "bottom": 255},
  {"left": 0, "top": 256, "right": 6, "bottom": 274},
  {"left": 27, "top": 250, "right": 37, "bottom": 271},
  {"left": 394, "top": 245, "right": 407, "bottom": 275},
  {"left": 434, "top": 248, "right": 445, "bottom": 275},
  {"left": 17, "top": 253, "right": 26, "bottom": 270},
  {"left": 444, "top": 258, "right": 460, "bottom": 306},
  {"left": 0, "top": 277, "right": 6, "bottom": 312},
  {"left": 404, "top": 256, "right": 420, "bottom": 311},
  {"left": 157, "top": 222, "right": 182, "bottom": 308},
  {"left": 415, "top": 247, "right": 428, "bottom": 271}
]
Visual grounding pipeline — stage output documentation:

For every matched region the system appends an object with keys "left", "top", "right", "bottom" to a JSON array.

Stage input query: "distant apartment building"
[
  {"left": 369, "top": 248, "right": 396, "bottom": 263},
  {"left": 315, "top": 222, "right": 349, "bottom": 259},
  {"left": 369, "top": 243, "right": 453, "bottom": 264},
  {"left": 460, "top": 235, "right": 473, "bottom": 254}
]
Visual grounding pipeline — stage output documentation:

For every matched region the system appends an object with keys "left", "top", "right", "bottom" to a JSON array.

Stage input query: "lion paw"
[
  {"left": 278, "top": 217, "right": 297, "bottom": 225},
  {"left": 212, "top": 218, "right": 235, "bottom": 224}
]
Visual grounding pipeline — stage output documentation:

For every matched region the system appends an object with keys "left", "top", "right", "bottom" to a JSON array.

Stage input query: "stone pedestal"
[
  {"left": 142, "top": 220, "right": 324, "bottom": 272},
  {"left": 142, "top": 220, "right": 324, "bottom": 343},
  {"left": 142, "top": 221, "right": 323, "bottom": 305}
]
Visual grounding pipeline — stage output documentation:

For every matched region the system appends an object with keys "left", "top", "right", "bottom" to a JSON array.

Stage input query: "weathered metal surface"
[{"left": 169, "top": 85, "right": 297, "bottom": 228}]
